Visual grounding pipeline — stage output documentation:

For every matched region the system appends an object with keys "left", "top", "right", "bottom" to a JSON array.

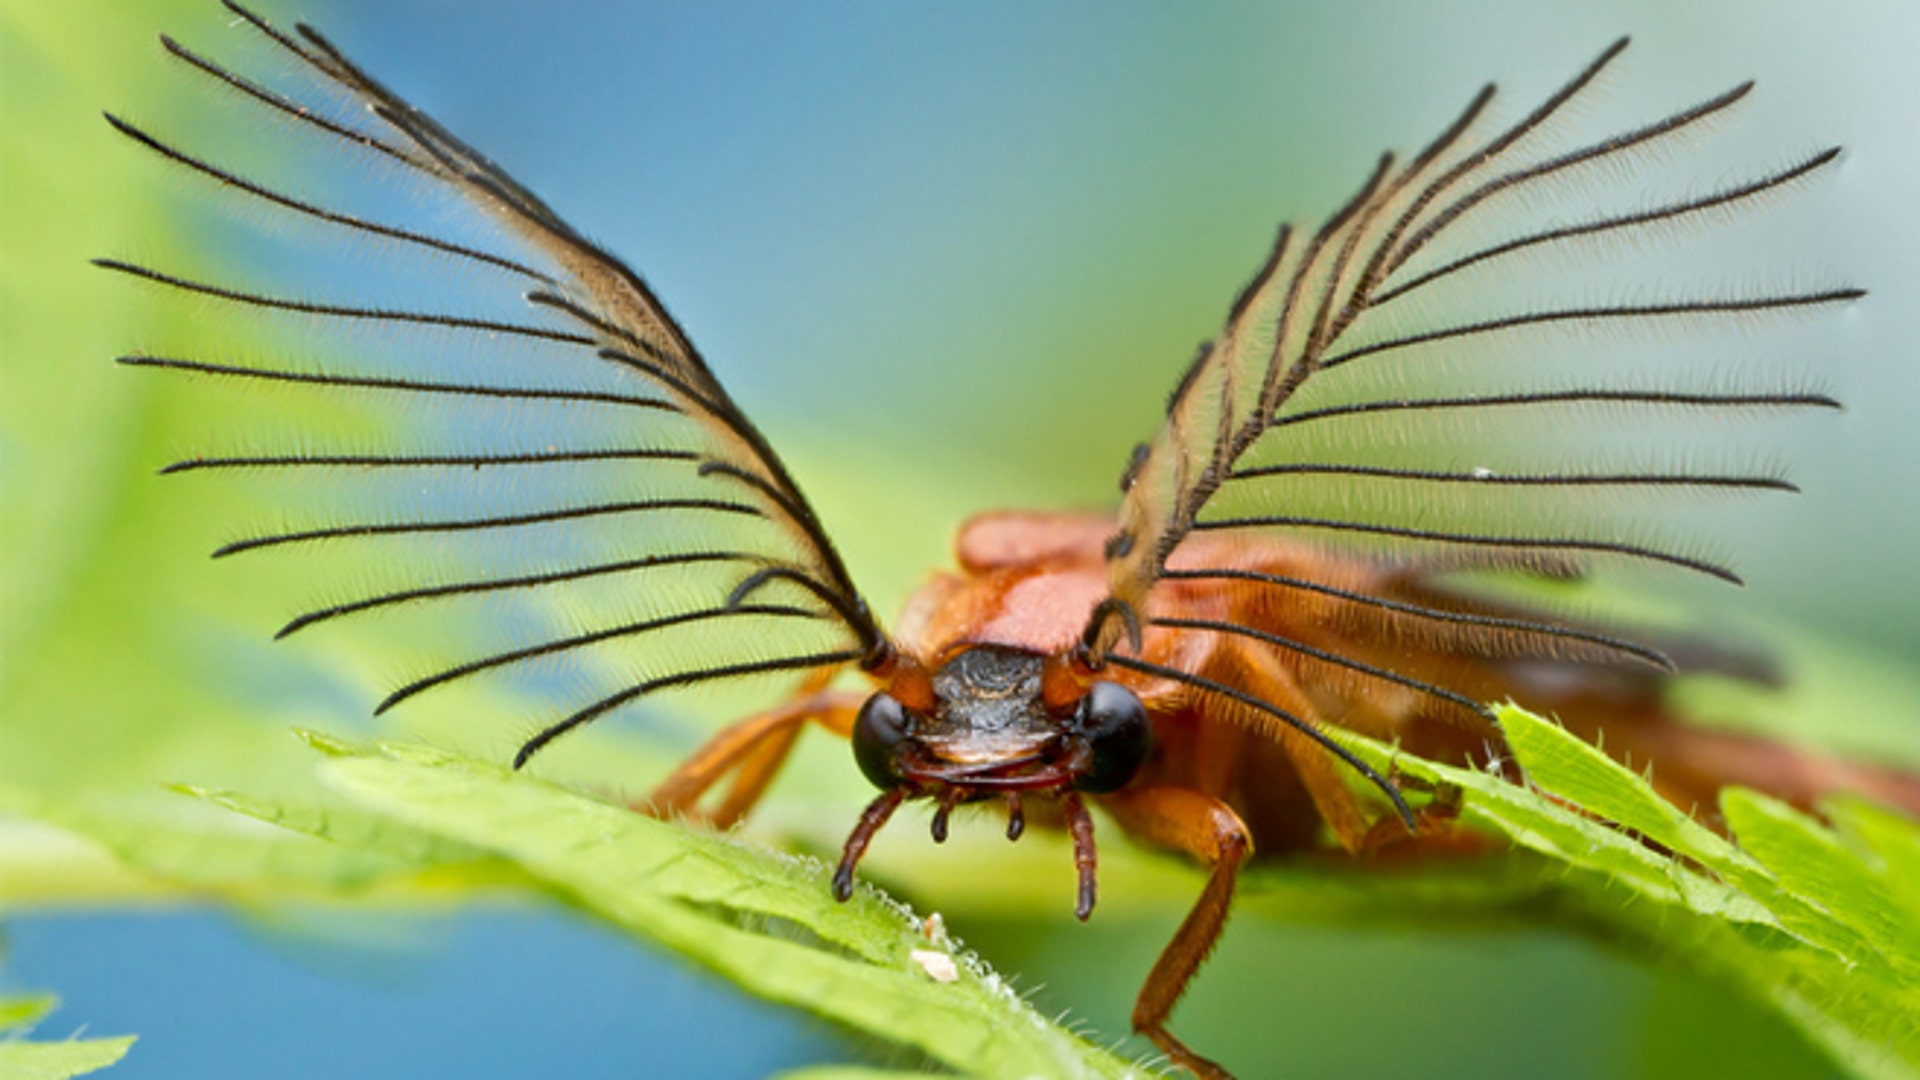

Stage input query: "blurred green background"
[{"left": 4, "top": 1, "right": 1917, "bottom": 1076}]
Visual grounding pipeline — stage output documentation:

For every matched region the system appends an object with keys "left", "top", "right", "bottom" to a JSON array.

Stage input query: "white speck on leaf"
[{"left": 911, "top": 948, "right": 960, "bottom": 983}]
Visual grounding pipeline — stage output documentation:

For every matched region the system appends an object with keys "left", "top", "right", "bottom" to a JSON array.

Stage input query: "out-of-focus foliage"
[{"left": 0, "top": 993, "right": 134, "bottom": 1079}]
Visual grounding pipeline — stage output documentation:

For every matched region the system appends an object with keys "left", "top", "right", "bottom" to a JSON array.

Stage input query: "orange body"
[
  {"left": 900, "top": 510, "right": 1400, "bottom": 856},
  {"left": 650, "top": 510, "right": 1920, "bottom": 1078},
  {"left": 909, "top": 511, "right": 1920, "bottom": 847}
]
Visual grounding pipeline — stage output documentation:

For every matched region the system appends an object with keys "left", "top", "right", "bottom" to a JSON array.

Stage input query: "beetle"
[{"left": 105, "top": 5, "right": 1920, "bottom": 1076}]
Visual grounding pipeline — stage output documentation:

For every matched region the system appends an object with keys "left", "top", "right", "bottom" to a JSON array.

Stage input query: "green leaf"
[
  {"left": 0, "top": 784, "right": 474, "bottom": 901},
  {"left": 1334, "top": 705, "right": 1920, "bottom": 1080},
  {"left": 0, "top": 994, "right": 59, "bottom": 1033},
  {"left": 0, "top": 1037, "right": 136, "bottom": 1080},
  {"left": 1498, "top": 699, "right": 1743, "bottom": 865},
  {"left": 1827, "top": 796, "right": 1920, "bottom": 917},
  {"left": 314, "top": 742, "right": 1143, "bottom": 1079},
  {"left": 768, "top": 1060, "right": 940, "bottom": 1068},
  {"left": 1721, "top": 788, "right": 1917, "bottom": 975},
  {"left": 0, "top": 997, "right": 134, "bottom": 1079}
]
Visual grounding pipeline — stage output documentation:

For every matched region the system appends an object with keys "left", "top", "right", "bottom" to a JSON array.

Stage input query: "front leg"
[
  {"left": 1100, "top": 784, "right": 1252, "bottom": 1080},
  {"left": 641, "top": 674, "right": 865, "bottom": 829}
]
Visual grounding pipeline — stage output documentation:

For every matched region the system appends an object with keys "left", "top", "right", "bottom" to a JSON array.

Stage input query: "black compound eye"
[
  {"left": 1070, "top": 680, "right": 1152, "bottom": 794},
  {"left": 851, "top": 692, "right": 912, "bottom": 790}
]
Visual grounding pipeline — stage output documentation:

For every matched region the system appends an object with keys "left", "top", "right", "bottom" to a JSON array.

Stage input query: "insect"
[{"left": 105, "top": 4, "right": 1919, "bottom": 1076}]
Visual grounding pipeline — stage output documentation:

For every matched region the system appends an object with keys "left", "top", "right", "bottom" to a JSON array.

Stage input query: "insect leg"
[
  {"left": 1207, "top": 638, "right": 1378, "bottom": 852},
  {"left": 1099, "top": 785, "right": 1251, "bottom": 1080},
  {"left": 1215, "top": 640, "right": 1477, "bottom": 857},
  {"left": 708, "top": 716, "right": 805, "bottom": 827},
  {"left": 642, "top": 674, "right": 864, "bottom": 828}
]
